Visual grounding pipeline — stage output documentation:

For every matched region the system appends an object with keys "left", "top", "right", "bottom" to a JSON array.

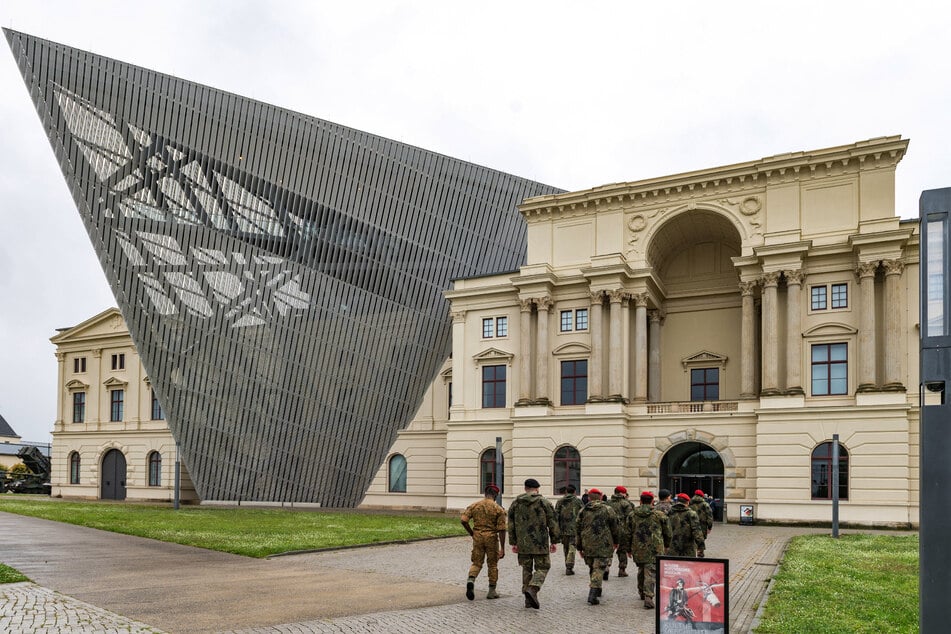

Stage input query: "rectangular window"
[
  {"left": 110, "top": 389, "right": 125, "bottom": 422},
  {"left": 73, "top": 357, "right": 86, "bottom": 373},
  {"left": 811, "top": 285, "right": 827, "bottom": 311},
  {"left": 151, "top": 390, "right": 164, "bottom": 420},
  {"left": 111, "top": 353, "right": 125, "bottom": 370},
  {"left": 831, "top": 283, "right": 848, "bottom": 309},
  {"left": 560, "top": 310, "right": 574, "bottom": 332},
  {"left": 811, "top": 343, "right": 848, "bottom": 395},
  {"left": 72, "top": 392, "right": 86, "bottom": 424},
  {"left": 560, "top": 360, "right": 588, "bottom": 405},
  {"left": 481, "top": 365, "right": 506, "bottom": 408},
  {"left": 495, "top": 316, "right": 508, "bottom": 338},
  {"left": 482, "top": 318, "right": 494, "bottom": 338},
  {"left": 690, "top": 368, "right": 720, "bottom": 401},
  {"left": 575, "top": 309, "right": 588, "bottom": 331}
]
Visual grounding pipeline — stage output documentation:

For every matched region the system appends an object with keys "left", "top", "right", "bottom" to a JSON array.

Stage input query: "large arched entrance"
[
  {"left": 101, "top": 448, "right": 127, "bottom": 500},
  {"left": 661, "top": 441, "right": 724, "bottom": 520}
]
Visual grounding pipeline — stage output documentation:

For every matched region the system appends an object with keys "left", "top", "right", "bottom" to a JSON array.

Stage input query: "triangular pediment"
[
  {"left": 681, "top": 350, "right": 728, "bottom": 370},
  {"left": 65, "top": 379, "right": 90, "bottom": 391},
  {"left": 102, "top": 376, "right": 128, "bottom": 388},
  {"left": 50, "top": 307, "right": 126, "bottom": 344},
  {"left": 473, "top": 347, "right": 514, "bottom": 363},
  {"left": 803, "top": 322, "right": 858, "bottom": 337}
]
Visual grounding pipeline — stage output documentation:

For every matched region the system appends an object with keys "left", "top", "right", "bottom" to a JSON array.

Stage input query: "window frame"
[
  {"left": 690, "top": 367, "right": 720, "bottom": 402},
  {"left": 495, "top": 316, "right": 508, "bottom": 338},
  {"left": 481, "top": 364, "right": 507, "bottom": 408},
  {"left": 480, "top": 448, "right": 500, "bottom": 493},
  {"left": 151, "top": 389, "right": 164, "bottom": 420},
  {"left": 482, "top": 318, "right": 495, "bottom": 339},
  {"left": 72, "top": 391, "right": 86, "bottom": 424},
  {"left": 69, "top": 452, "right": 81, "bottom": 484},
  {"left": 574, "top": 308, "right": 588, "bottom": 331},
  {"left": 110, "top": 389, "right": 125, "bottom": 422},
  {"left": 831, "top": 283, "right": 848, "bottom": 309},
  {"left": 811, "top": 441, "right": 849, "bottom": 500},
  {"left": 553, "top": 445, "right": 581, "bottom": 495},
  {"left": 560, "top": 310, "right": 574, "bottom": 332},
  {"left": 111, "top": 353, "right": 126, "bottom": 371},
  {"left": 560, "top": 359, "right": 588, "bottom": 405},
  {"left": 811, "top": 342, "right": 848, "bottom": 396},
  {"left": 148, "top": 451, "right": 162, "bottom": 486},
  {"left": 73, "top": 357, "right": 86, "bottom": 373},
  {"left": 810, "top": 282, "right": 850, "bottom": 313},
  {"left": 388, "top": 453, "right": 407, "bottom": 493}
]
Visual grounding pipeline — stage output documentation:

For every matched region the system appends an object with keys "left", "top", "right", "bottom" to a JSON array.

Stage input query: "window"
[
  {"left": 481, "top": 317, "right": 508, "bottom": 338},
  {"left": 69, "top": 452, "right": 81, "bottom": 484},
  {"left": 72, "top": 392, "right": 86, "bottom": 424},
  {"left": 388, "top": 454, "right": 407, "bottom": 493},
  {"left": 148, "top": 451, "right": 162, "bottom": 486},
  {"left": 480, "top": 448, "right": 501, "bottom": 492},
  {"left": 553, "top": 445, "right": 581, "bottom": 494},
  {"left": 448, "top": 382, "right": 453, "bottom": 409},
  {"left": 811, "top": 343, "right": 848, "bottom": 396},
  {"left": 73, "top": 357, "right": 86, "bottom": 373},
  {"left": 690, "top": 368, "right": 720, "bottom": 401},
  {"left": 110, "top": 389, "right": 125, "bottom": 421},
  {"left": 111, "top": 353, "right": 125, "bottom": 370},
  {"left": 560, "top": 360, "right": 588, "bottom": 405},
  {"left": 482, "top": 365, "right": 506, "bottom": 408},
  {"left": 811, "top": 442, "right": 849, "bottom": 500},
  {"left": 811, "top": 283, "right": 849, "bottom": 311},
  {"left": 151, "top": 390, "right": 164, "bottom": 420},
  {"left": 559, "top": 309, "right": 589, "bottom": 332}
]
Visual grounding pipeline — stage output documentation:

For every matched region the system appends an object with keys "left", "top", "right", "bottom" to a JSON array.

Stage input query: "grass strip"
[{"left": 0, "top": 563, "right": 29, "bottom": 584}]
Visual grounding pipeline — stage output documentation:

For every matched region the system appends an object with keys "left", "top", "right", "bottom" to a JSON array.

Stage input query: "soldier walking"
[
  {"left": 575, "top": 488, "right": 619, "bottom": 605},
  {"left": 554, "top": 484, "right": 584, "bottom": 575},
  {"left": 507, "top": 478, "right": 560, "bottom": 609},
  {"left": 655, "top": 488, "right": 673, "bottom": 515},
  {"left": 461, "top": 483, "right": 507, "bottom": 600},
  {"left": 690, "top": 489, "right": 714, "bottom": 547},
  {"left": 667, "top": 492, "right": 705, "bottom": 557},
  {"left": 605, "top": 486, "right": 635, "bottom": 577},
  {"left": 629, "top": 491, "right": 671, "bottom": 609}
]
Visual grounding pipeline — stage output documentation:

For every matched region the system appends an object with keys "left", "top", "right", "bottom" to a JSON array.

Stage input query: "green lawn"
[
  {"left": 0, "top": 497, "right": 462, "bottom": 558},
  {"left": 755, "top": 533, "right": 918, "bottom": 633},
  {"left": 0, "top": 563, "right": 29, "bottom": 584}
]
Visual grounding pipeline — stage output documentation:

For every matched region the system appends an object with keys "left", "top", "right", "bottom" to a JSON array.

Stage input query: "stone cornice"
[{"left": 520, "top": 136, "right": 908, "bottom": 222}]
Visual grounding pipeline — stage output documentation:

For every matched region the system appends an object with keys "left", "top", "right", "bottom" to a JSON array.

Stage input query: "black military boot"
[
  {"left": 465, "top": 577, "right": 474, "bottom": 601},
  {"left": 587, "top": 587, "right": 600, "bottom": 605},
  {"left": 525, "top": 585, "right": 540, "bottom": 609},
  {"left": 566, "top": 566, "right": 575, "bottom": 575},
  {"left": 603, "top": 569, "right": 609, "bottom": 581}
]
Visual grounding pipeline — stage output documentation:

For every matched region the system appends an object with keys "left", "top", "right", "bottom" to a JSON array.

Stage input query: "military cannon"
[{"left": 8, "top": 446, "right": 51, "bottom": 495}]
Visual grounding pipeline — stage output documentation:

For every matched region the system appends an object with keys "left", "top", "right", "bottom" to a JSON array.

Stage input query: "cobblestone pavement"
[{"left": 1, "top": 521, "right": 840, "bottom": 633}]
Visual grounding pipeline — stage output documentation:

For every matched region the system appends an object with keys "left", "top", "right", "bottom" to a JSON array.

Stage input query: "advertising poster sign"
[{"left": 656, "top": 556, "right": 729, "bottom": 633}]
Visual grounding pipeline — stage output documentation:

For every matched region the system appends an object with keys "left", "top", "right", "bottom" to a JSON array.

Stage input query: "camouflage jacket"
[
  {"left": 507, "top": 492, "right": 560, "bottom": 554},
  {"left": 461, "top": 497, "right": 507, "bottom": 535},
  {"left": 690, "top": 495, "right": 714, "bottom": 533},
  {"left": 628, "top": 503, "right": 671, "bottom": 564},
  {"left": 555, "top": 493, "right": 584, "bottom": 536},
  {"left": 575, "top": 500, "right": 619, "bottom": 558},
  {"left": 655, "top": 499, "right": 673, "bottom": 516},
  {"left": 667, "top": 502, "right": 705, "bottom": 557},
  {"left": 606, "top": 494, "right": 635, "bottom": 546}
]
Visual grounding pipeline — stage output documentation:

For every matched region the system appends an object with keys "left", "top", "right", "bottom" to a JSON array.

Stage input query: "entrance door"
[
  {"left": 661, "top": 442, "right": 725, "bottom": 520},
  {"left": 101, "top": 449, "right": 127, "bottom": 500}
]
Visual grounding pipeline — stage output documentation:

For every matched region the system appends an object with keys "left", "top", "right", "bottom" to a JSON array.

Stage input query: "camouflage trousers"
[
  {"left": 468, "top": 532, "right": 501, "bottom": 584},
  {"left": 583, "top": 556, "right": 611, "bottom": 589},
  {"left": 636, "top": 560, "right": 657, "bottom": 599},
  {"left": 516, "top": 553, "right": 550, "bottom": 590},
  {"left": 614, "top": 545, "right": 630, "bottom": 571},
  {"left": 560, "top": 535, "right": 577, "bottom": 569}
]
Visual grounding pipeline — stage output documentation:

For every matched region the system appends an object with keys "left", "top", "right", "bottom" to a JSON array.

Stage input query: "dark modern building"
[{"left": 5, "top": 29, "right": 562, "bottom": 506}]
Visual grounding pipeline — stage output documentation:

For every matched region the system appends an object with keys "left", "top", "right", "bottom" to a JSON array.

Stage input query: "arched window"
[
  {"left": 148, "top": 451, "right": 162, "bottom": 487},
  {"left": 811, "top": 442, "right": 849, "bottom": 500},
  {"left": 388, "top": 454, "right": 407, "bottom": 493},
  {"left": 480, "top": 448, "right": 501, "bottom": 493},
  {"left": 553, "top": 446, "right": 581, "bottom": 494},
  {"left": 69, "top": 452, "right": 81, "bottom": 484}
]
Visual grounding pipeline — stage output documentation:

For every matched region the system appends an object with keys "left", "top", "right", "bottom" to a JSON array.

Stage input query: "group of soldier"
[{"left": 460, "top": 478, "right": 715, "bottom": 610}]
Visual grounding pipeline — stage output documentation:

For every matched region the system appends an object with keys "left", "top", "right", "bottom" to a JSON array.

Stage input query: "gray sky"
[{"left": 2, "top": 1, "right": 950, "bottom": 444}]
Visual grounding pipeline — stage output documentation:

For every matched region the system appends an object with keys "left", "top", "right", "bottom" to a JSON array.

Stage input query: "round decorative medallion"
[
  {"left": 740, "top": 197, "right": 761, "bottom": 215},
  {"left": 628, "top": 214, "right": 647, "bottom": 232}
]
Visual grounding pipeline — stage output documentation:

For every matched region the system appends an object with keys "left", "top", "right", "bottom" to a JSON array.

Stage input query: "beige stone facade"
[
  {"left": 363, "top": 136, "right": 922, "bottom": 528},
  {"left": 50, "top": 308, "right": 196, "bottom": 502}
]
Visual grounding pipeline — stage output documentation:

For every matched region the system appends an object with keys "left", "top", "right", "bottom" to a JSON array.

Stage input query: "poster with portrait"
[{"left": 656, "top": 556, "right": 729, "bottom": 633}]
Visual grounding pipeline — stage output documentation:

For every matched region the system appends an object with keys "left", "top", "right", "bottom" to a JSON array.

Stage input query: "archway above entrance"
[{"left": 661, "top": 441, "right": 724, "bottom": 520}]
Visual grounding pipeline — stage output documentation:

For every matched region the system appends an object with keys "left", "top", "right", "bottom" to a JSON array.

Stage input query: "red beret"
[
  {"left": 677, "top": 493, "right": 691, "bottom": 502},
  {"left": 615, "top": 486, "right": 627, "bottom": 494},
  {"left": 588, "top": 488, "right": 603, "bottom": 497},
  {"left": 485, "top": 484, "right": 500, "bottom": 494},
  {"left": 640, "top": 491, "right": 654, "bottom": 499},
  {"left": 694, "top": 489, "right": 705, "bottom": 496}
]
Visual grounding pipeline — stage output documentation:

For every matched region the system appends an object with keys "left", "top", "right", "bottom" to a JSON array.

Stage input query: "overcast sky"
[{"left": 2, "top": 2, "right": 950, "bottom": 443}]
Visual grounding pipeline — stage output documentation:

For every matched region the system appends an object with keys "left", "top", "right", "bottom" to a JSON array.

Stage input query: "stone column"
[
  {"left": 857, "top": 261, "right": 879, "bottom": 392},
  {"left": 608, "top": 289, "right": 626, "bottom": 399},
  {"left": 588, "top": 292, "right": 604, "bottom": 400},
  {"left": 55, "top": 352, "right": 66, "bottom": 430},
  {"left": 633, "top": 293, "right": 649, "bottom": 402},
  {"left": 883, "top": 259, "right": 906, "bottom": 391},
  {"left": 648, "top": 309, "right": 664, "bottom": 402},
  {"left": 739, "top": 281, "right": 757, "bottom": 399},
  {"left": 517, "top": 299, "right": 533, "bottom": 405},
  {"left": 760, "top": 272, "right": 781, "bottom": 396},
  {"left": 785, "top": 270, "right": 804, "bottom": 395},
  {"left": 535, "top": 297, "right": 552, "bottom": 405}
]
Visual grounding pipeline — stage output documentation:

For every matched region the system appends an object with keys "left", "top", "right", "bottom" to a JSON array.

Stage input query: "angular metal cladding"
[{"left": 5, "top": 29, "right": 564, "bottom": 507}]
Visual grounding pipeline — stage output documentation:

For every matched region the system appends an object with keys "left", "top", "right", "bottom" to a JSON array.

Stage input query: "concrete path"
[{"left": 0, "top": 511, "right": 836, "bottom": 633}]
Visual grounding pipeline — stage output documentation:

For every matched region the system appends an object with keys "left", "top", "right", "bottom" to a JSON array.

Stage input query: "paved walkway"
[{"left": 0, "top": 511, "right": 835, "bottom": 633}]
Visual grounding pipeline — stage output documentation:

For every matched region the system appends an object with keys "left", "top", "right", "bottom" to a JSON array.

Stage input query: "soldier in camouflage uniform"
[
  {"left": 575, "top": 488, "right": 619, "bottom": 605},
  {"left": 507, "top": 478, "right": 560, "bottom": 609},
  {"left": 555, "top": 484, "right": 584, "bottom": 575},
  {"left": 655, "top": 488, "right": 673, "bottom": 516},
  {"left": 690, "top": 489, "right": 714, "bottom": 548},
  {"left": 605, "top": 486, "right": 635, "bottom": 577},
  {"left": 628, "top": 491, "right": 671, "bottom": 609},
  {"left": 667, "top": 493, "right": 705, "bottom": 557},
  {"left": 461, "top": 483, "right": 507, "bottom": 600}
]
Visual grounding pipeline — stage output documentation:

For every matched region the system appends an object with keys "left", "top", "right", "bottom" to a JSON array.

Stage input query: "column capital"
[
  {"left": 590, "top": 291, "right": 605, "bottom": 306},
  {"left": 633, "top": 292, "right": 649, "bottom": 308},
  {"left": 607, "top": 289, "right": 627, "bottom": 304},
  {"left": 519, "top": 298, "right": 534, "bottom": 312},
  {"left": 882, "top": 259, "right": 905, "bottom": 276},
  {"left": 761, "top": 271, "right": 781, "bottom": 288},
  {"left": 855, "top": 261, "right": 879, "bottom": 279},
  {"left": 739, "top": 280, "right": 757, "bottom": 296},
  {"left": 55, "top": 351, "right": 66, "bottom": 361},
  {"left": 784, "top": 269, "right": 804, "bottom": 286},
  {"left": 92, "top": 348, "right": 102, "bottom": 359},
  {"left": 535, "top": 296, "right": 553, "bottom": 312},
  {"left": 648, "top": 308, "right": 666, "bottom": 324},
  {"left": 451, "top": 310, "right": 467, "bottom": 324}
]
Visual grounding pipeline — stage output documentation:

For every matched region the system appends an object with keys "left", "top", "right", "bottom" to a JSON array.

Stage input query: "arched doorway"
[
  {"left": 101, "top": 448, "right": 127, "bottom": 500},
  {"left": 661, "top": 441, "right": 724, "bottom": 520}
]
